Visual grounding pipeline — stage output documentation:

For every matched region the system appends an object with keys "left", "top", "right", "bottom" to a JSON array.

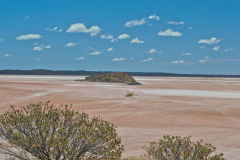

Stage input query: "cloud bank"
[
  {"left": 118, "top": 33, "right": 130, "bottom": 39},
  {"left": 125, "top": 18, "right": 145, "bottom": 27},
  {"left": 112, "top": 57, "right": 125, "bottom": 61},
  {"left": 16, "top": 34, "right": 41, "bottom": 40},
  {"left": 148, "top": 14, "right": 160, "bottom": 21},
  {"left": 131, "top": 37, "right": 144, "bottom": 44},
  {"left": 158, "top": 29, "right": 182, "bottom": 37},
  {"left": 67, "top": 23, "right": 101, "bottom": 36},
  {"left": 198, "top": 37, "right": 221, "bottom": 45}
]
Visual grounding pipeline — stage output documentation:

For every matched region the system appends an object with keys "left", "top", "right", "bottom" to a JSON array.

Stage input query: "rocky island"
[{"left": 77, "top": 72, "right": 141, "bottom": 85}]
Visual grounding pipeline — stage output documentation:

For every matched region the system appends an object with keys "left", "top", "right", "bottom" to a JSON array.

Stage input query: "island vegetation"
[{"left": 79, "top": 72, "right": 142, "bottom": 85}]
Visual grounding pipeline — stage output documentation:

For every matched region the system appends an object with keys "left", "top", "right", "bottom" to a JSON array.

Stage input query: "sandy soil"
[{"left": 0, "top": 75, "right": 240, "bottom": 159}]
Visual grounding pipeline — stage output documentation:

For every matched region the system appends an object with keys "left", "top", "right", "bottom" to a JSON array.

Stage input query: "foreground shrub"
[
  {"left": 143, "top": 135, "right": 224, "bottom": 160},
  {"left": 0, "top": 102, "right": 124, "bottom": 160}
]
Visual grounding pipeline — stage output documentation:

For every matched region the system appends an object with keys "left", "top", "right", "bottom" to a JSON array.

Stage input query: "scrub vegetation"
[
  {"left": 0, "top": 102, "right": 123, "bottom": 160},
  {"left": 0, "top": 102, "right": 224, "bottom": 160}
]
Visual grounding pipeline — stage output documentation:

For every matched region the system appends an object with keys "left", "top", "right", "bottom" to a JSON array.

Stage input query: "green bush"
[
  {"left": 143, "top": 135, "right": 225, "bottom": 160},
  {"left": 0, "top": 102, "right": 124, "bottom": 160},
  {"left": 126, "top": 92, "right": 134, "bottom": 97}
]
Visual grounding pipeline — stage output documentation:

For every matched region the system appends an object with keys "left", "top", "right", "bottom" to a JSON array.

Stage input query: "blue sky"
[{"left": 0, "top": 0, "right": 240, "bottom": 74}]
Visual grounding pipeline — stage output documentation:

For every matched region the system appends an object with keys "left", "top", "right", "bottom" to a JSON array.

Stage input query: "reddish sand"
[{"left": 0, "top": 75, "right": 240, "bottom": 159}]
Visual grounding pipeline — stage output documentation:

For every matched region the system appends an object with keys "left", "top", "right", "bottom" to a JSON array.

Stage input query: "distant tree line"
[{"left": 0, "top": 69, "right": 240, "bottom": 77}]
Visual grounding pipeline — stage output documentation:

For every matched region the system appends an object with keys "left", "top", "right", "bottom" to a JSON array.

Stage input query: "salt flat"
[{"left": 0, "top": 75, "right": 240, "bottom": 159}]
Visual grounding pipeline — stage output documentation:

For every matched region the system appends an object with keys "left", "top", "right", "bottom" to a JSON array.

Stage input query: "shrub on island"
[{"left": 79, "top": 72, "right": 142, "bottom": 85}]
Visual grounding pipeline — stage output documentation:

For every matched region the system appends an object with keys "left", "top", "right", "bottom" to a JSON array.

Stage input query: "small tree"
[
  {"left": 143, "top": 135, "right": 224, "bottom": 160},
  {"left": 0, "top": 102, "right": 124, "bottom": 160}
]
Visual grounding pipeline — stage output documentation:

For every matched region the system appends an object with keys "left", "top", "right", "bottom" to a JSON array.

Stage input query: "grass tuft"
[{"left": 126, "top": 92, "right": 134, "bottom": 97}]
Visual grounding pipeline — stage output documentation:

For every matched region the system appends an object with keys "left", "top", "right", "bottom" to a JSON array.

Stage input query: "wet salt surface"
[
  {"left": 65, "top": 83, "right": 121, "bottom": 87},
  {"left": 65, "top": 82, "right": 240, "bottom": 99},
  {"left": 141, "top": 89, "right": 240, "bottom": 99},
  {"left": 4, "top": 89, "right": 65, "bottom": 105},
  {"left": 0, "top": 75, "right": 86, "bottom": 80},
  {"left": 2, "top": 75, "right": 240, "bottom": 85},
  {"left": 135, "top": 77, "right": 240, "bottom": 84}
]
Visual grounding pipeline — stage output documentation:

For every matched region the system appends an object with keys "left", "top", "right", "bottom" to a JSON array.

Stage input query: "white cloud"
[
  {"left": 213, "top": 46, "right": 220, "bottom": 51},
  {"left": 101, "top": 34, "right": 113, "bottom": 39},
  {"left": 148, "top": 48, "right": 162, "bottom": 54},
  {"left": 4, "top": 53, "right": 11, "bottom": 57},
  {"left": 88, "top": 51, "right": 101, "bottom": 55},
  {"left": 16, "top": 34, "right": 41, "bottom": 40},
  {"left": 33, "top": 44, "right": 51, "bottom": 51},
  {"left": 33, "top": 46, "right": 43, "bottom": 51},
  {"left": 168, "top": 21, "right": 184, "bottom": 25},
  {"left": 46, "top": 27, "right": 63, "bottom": 32},
  {"left": 158, "top": 29, "right": 182, "bottom": 37},
  {"left": 112, "top": 57, "right": 125, "bottom": 61},
  {"left": 65, "top": 42, "right": 76, "bottom": 47},
  {"left": 107, "top": 47, "right": 113, "bottom": 52},
  {"left": 75, "top": 56, "right": 85, "bottom": 60},
  {"left": 181, "top": 52, "right": 193, "bottom": 56},
  {"left": 199, "top": 59, "right": 207, "bottom": 64},
  {"left": 148, "top": 48, "right": 157, "bottom": 53},
  {"left": 125, "top": 18, "right": 145, "bottom": 27},
  {"left": 100, "top": 34, "right": 116, "bottom": 42},
  {"left": 171, "top": 60, "right": 184, "bottom": 64},
  {"left": 199, "top": 56, "right": 209, "bottom": 64},
  {"left": 47, "top": 27, "right": 57, "bottom": 31},
  {"left": 142, "top": 58, "right": 153, "bottom": 62},
  {"left": 66, "top": 23, "right": 101, "bottom": 36},
  {"left": 198, "top": 37, "right": 221, "bottom": 45},
  {"left": 148, "top": 14, "right": 160, "bottom": 21},
  {"left": 130, "top": 37, "right": 144, "bottom": 44},
  {"left": 224, "top": 49, "right": 233, "bottom": 52},
  {"left": 45, "top": 45, "right": 51, "bottom": 49},
  {"left": 118, "top": 33, "right": 130, "bottom": 39}
]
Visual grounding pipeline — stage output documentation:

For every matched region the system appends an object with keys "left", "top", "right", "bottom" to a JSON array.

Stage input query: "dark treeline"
[{"left": 0, "top": 69, "right": 240, "bottom": 78}]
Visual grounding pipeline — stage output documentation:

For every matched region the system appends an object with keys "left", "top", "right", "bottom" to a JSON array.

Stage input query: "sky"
[{"left": 0, "top": 0, "right": 240, "bottom": 74}]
